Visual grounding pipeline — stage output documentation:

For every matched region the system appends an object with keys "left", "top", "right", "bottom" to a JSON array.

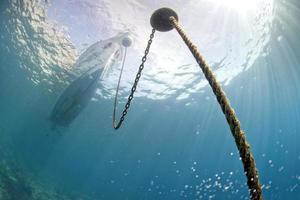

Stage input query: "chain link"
[{"left": 113, "top": 29, "right": 155, "bottom": 129}]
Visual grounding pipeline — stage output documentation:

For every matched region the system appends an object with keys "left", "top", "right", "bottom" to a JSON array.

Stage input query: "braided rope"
[{"left": 169, "top": 16, "right": 263, "bottom": 200}]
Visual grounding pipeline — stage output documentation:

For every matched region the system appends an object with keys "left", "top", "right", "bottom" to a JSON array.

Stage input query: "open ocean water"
[{"left": 0, "top": 0, "right": 300, "bottom": 199}]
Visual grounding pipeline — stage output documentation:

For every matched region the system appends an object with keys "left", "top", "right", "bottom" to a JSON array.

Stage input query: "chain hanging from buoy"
[
  {"left": 112, "top": 7, "right": 263, "bottom": 200},
  {"left": 113, "top": 29, "right": 155, "bottom": 129}
]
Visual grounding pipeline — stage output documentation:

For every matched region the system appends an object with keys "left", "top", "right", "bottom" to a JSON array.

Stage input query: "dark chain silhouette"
[
  {"left": 113, "top": 29, "right": 155, "bottom": 129},
  {"left": 112, "top": 12, "right": 262, "bottom": 200}
]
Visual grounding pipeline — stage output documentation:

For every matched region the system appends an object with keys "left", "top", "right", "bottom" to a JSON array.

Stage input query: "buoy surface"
[{"left": 150, "top": 8, "right": 178, "bottom": 32}]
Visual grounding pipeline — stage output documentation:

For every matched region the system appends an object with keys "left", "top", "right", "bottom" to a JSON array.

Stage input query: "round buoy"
[
  {"left": 122, "top": 36, "right": 132, "bottom": 47},
  {"left": 150, "top": 8, "right": 178, "bottom": 32}
]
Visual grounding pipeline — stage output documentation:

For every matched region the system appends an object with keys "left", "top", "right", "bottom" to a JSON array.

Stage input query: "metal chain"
[{"left": 113, "top": 29, "right": 156, "bottom": 129}]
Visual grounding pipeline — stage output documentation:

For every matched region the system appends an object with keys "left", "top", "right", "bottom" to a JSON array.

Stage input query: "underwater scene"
[{"left": 0, "top": 0, "right": 300, "bottom": 199}]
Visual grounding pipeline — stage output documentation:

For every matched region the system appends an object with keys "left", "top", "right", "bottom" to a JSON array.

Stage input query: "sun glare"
[{"left": 209, "top": 0, "right": 259, "bottom": 12}]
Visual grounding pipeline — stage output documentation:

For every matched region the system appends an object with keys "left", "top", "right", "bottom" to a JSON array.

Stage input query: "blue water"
[{"left": 1, "top": 0, "right": 300, "bottom": 199}]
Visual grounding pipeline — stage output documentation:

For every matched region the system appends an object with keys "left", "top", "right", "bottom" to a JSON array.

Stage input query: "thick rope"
[{"left": 169, "top": 16, "right": 263, "bottom": 200}]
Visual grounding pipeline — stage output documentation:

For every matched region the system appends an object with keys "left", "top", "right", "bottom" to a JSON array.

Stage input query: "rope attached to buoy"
[
  {"left": 112, "top": 8, "right": 262, "bottom": 200},
  {"left": 113, "top": 47, "right": 127, "bottom": 129},
  {"left": 169, "top": 16, "right": 263, "bottom": 200},
  {"left": 113, "top": 29, "right": 155, "bottom": 129}
]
